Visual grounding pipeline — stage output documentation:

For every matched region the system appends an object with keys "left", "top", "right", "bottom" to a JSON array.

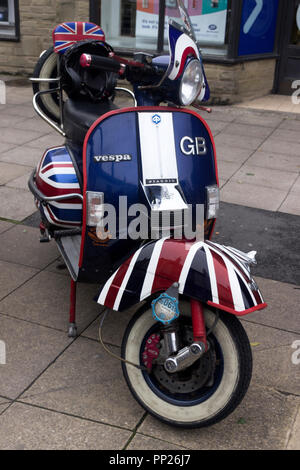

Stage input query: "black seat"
[{"left": 63, "top": 98, "right": 118, "bottom": 145}]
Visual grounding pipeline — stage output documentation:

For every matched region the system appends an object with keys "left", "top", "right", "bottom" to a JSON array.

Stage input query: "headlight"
[{"left": 179, "top": 59, "right": 203, "bottom": 106}]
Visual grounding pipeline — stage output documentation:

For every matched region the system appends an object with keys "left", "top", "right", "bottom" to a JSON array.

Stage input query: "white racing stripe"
[
  {"left": 97, "top": 267, "right": 120, "bottom": 306},
  {"left": 208, "top": 244, "right": 245, "bottom": 311},
  {"left": 113, "top": 246, "right": 144, "bottom": 311},
  {"left": 202, "top": 244, "right": 219, "bottom": 305},
  {"left": 140, "top": 238, "right": 167, "bottom": 301},
  {"left": 138, "top": 112, "right": 178, "bottom": 185},
  {"left": 178, "top": 241, "right": 203, "bottom": 294}
]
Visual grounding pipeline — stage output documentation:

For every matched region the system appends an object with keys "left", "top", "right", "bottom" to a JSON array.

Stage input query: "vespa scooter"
[{"left": 28, "top": 0, "right": 267, "bottom": 428}]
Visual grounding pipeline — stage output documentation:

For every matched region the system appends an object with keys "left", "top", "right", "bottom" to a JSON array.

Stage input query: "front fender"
[{"left": 97, "top": 238, "right": 267, "bottom": 315}]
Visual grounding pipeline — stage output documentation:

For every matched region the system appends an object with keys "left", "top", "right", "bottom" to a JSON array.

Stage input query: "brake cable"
[{"left": 98, "top": 309, "right": 147, "bottom": 371}]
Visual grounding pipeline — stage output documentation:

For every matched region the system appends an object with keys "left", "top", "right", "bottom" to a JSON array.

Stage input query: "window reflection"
[{"left": 0, "top": 0, "right": 8, "bottom": 23}]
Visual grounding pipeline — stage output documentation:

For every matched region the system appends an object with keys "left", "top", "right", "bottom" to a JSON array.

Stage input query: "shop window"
[
  {"left": 0, "top": 0, "right": 19, "bottom": 39},
  {"left": 100, "top": 0, "right": 228, "bottom": 56}
]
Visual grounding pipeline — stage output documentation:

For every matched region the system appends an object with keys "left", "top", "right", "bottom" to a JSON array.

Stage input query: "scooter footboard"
[{"left": 97, "top": 238, "right": 267, "bottom": 315}]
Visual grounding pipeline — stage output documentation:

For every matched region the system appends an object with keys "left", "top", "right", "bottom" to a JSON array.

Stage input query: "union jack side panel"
[
  {"left": 52, "top": 22, "right": 105, "bottom": 54},
  {"left": 35, "top": 146, "right": 82, "bottom": 228},
  {"left": 97, "top": 239, "right": 266, "bottom": 315}
]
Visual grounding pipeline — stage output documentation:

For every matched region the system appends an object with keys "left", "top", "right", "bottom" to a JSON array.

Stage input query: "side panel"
[
  {"left": 35, "top": 146, "right": 82, "bottom": 228},
  {"left": 97, "top": 238, "right": 267, "bottom": 316}
]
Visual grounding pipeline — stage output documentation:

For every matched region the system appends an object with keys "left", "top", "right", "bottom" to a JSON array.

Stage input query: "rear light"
[
  {"left": 86, "top": 191, "right": 104, "bottom": 226},
  {"left": 206, "top": 185, "right": 219, "bottom": 220}
]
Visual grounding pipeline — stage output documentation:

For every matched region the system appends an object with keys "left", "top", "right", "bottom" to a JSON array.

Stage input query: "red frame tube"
[
  {"left": 190, "top": 299, "right": 207, "bottom": 349},
  {"left": 69, "top": 279, "right": 77, "bottom": 324}
]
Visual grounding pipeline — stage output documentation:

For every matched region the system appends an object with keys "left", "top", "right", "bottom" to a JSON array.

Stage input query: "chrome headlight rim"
[{"left": 179, "top": 59, "right": 203, "bottom": 106}]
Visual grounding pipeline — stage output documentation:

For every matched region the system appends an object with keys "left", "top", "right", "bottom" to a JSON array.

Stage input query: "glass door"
[{"left": 276, "top": 0, "right": 300, "bottom": 94}]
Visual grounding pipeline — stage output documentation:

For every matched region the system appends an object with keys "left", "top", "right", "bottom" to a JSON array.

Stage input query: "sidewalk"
[{"left": 0, "top": 85, "right": 299, "bottom": 450}]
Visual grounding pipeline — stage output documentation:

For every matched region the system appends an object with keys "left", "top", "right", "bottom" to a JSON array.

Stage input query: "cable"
[{"left": 98, "top": 309, "right": 147, "bottom": 371}]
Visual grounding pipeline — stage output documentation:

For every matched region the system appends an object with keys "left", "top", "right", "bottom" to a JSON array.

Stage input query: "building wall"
[
  {"left": 0, "top": 0, "right": 90, "bottom": 75},
  {"left": 205, "top": 59, "right": 277, "bottom": 104}
]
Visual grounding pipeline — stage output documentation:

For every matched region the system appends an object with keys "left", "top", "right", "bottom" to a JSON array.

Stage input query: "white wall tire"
[
  {"left": 32, "top": 47, "right": 61, "bottom": 123},
  {"left": 121, "top": 300, "right": 252, "bottom": 428}
]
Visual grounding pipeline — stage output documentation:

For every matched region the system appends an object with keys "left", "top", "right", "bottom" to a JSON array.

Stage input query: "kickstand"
[{"left": 68, "top": 279, "right": 78, "bottom": 338}]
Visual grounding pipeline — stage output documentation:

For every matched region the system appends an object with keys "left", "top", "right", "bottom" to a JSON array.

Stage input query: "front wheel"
[{"left": 121, "top": 300, "right": 252, "bottom": 428}]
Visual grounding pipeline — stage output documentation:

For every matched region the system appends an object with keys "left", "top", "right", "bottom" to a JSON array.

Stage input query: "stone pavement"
[{"left": 0, "top": 84, "right": 299, "bottom": 450}]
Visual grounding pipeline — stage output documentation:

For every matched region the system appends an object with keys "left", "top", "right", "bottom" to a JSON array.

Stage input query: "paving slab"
[
  {"left": 137, "top": 386, "right": 299, "bottom": 450},
  {"left": 0, "top": 402, "right": 131, "bottom": 450},
  {"left": 82, "top": 305, "right": 140, "bottom": 346},
  {"left": 14, "top": 117, "right": 60, "bottom": 134},
  {"left": 290, "top": 175, "right": 300, "bottom": 193},
  {"left": 20, "top": 337, "right": 145, "bottom": 430},
  {"left": 0, "top": 141, "right": 17, "bottom": 154},
  {"left": 259, "top": 137, "right": 300, "bottom": 157},
  {"left": 0, "top": 403, "right": 11, "bottom": 414},
  {"left": 0, "top": 162, "right": 32, "bottom": 185},
  {"left": 220, "top": 181, "right": 287, "bottom": 211},
  {"left": 0, "top": 145, "right": 45, "bottom": 167},
  {"left": 241, "top": 320, "right": 298, "bottom": 353},
  {"left": 204, "top": 119, "right": 229, "bottom": 135},
  {"left": 0, "top": 270, "right": 101, "bottom": 333},
  {"left": 0, "top": 314, "right": 72, "bottom": 399},
  {"left": 0, "top": 220, "right": 13, "bottom": 234},
  {"left": 278, "top": 119, "right": 300, "bottom": 131},
  {"left": 0, "top": 225, "right": 59, "bottom": 269},
  {"left": 217, "top": 160, "right": 241, "bottom": 182},
  {"left": 6, "top": 171, "right": 33, "bottom": 191},
  {"left": 252, "top": 344, "right": 300, "bottom": 396},
  {"left": 246, "top": 150, "right": 300, "bottom": 173},
  {"left": 232, "top": 111, "right": 284, "bottom": 128},
  {"left": 0, "top": 259, "right": 38, "bottom": 300},
  {"left": 244, "top": 277, "right": 300, "bottom": 333},
  {"left": 26, "top": 132, "right": 65, "bottom": 150},
  {"left": 128, "top": 434, "right": 187, "bottom": 451},
  {"left": 231, "top": 165, "right": 298, "bottom": 192},
  {"left": 279, "top": 194, "right": 300, "bottom": 216},
  {"left": 0, "top": 114, "right": 28, "bottom": 127},
  {"left": 0, "top": 127, "right": 44, "bottom": 146},
  {"left": 0, "top": 186, "right": 36, "bottom": 221},
  {"left": 271, "top": 128, "right": 300, "bottom": 144},
  {"left": 3, "top": 104, "right": 37, "bottom": 118},
  {"left": 223, "top": 123, "right": 274, "bottom": 139},
  {"left": 287, "top": 404, "right": 300, "bottom": 450},
  {"left": 215, "top": 133, "right": 265, "bottom": 151},
  {"left": 216, "top": 146, "right": 253, "bottom": 164}
]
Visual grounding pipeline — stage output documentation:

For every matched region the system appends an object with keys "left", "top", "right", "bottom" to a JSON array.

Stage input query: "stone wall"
[
  {"left": 205, "top": 58, "right": 277, "bottom": 104},
  {"left": 0, "top": 0, "right": 90, "bottom": 76}
]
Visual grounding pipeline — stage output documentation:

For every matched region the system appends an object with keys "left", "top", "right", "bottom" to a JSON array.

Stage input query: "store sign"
[
  {"left": 238, "top": 0, "right": 279, "bottom": 56},
  {"left": 136, "top": 0, "right": 228, "bottom": 46}
]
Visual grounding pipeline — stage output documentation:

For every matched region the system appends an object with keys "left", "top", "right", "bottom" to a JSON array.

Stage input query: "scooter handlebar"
[{"left": 80, "top": 53, "right": 122, "bottom": 73}]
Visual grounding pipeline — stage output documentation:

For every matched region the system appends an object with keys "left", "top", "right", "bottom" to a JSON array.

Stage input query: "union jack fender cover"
[
  {"left": 52, "top": 22, "right": 105, "bottom": 54},
  {"left": 97, "top": 239, "right": 267, "bottom": 315}
]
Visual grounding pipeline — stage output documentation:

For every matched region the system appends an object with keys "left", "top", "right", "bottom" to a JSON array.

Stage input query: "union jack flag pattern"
[
  {"left": 53, "top": 22, "right": 106, "bottom": 54},
  {"left": 97, "top": 238, "right": 266, "bottom": 315},
  {"left": 35, "top": 146, "right": 82, "bottom": 228}
]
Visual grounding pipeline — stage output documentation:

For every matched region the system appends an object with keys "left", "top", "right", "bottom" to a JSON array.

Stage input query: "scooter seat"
[{"left": 63, "top": 98, "right": 118, "bottom": 145}]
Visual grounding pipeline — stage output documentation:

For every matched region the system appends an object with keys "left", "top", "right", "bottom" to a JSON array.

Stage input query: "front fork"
[{"left": 162, "top": 300, "right": 208, "bottom": 374}]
